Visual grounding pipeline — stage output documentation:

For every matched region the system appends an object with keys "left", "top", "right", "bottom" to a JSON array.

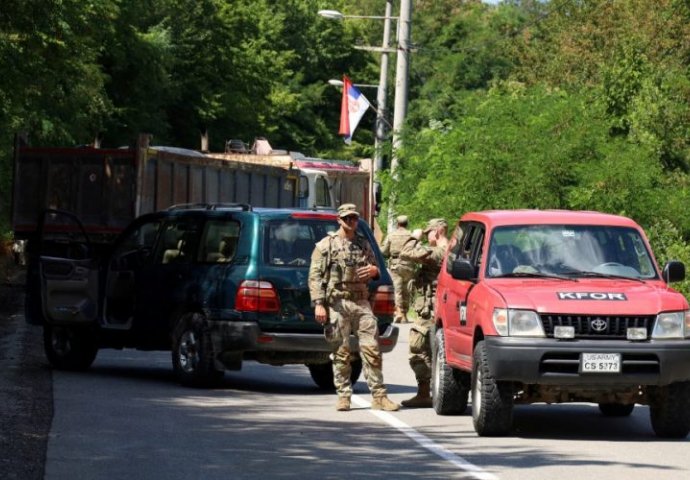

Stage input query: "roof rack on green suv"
[{"left": 166, "top": 202, "right": 252, "bottom": 211}]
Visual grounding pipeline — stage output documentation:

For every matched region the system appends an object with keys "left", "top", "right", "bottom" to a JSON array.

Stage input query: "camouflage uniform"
[
  {"left": 399, "top": 240, "right": 444, "bottom": 383},
  {"left": 308, "top": 204, "right": 398, "bottom": 411},
  {"left": 397, "top": 218, "right": 447, "bottom": 408},
  {"left": 381, "top": 218, "right": 416, "bottom": 323}
]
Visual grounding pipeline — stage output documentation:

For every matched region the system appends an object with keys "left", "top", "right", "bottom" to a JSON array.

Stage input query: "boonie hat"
[
  {"left": 396, "top": 215, "right": 408, "bottom": 224},
  {"left": 338, "top": 203, "right": 360, "bottom": 218},
  {"left": 423, "top": 218, "right": 448, "bottom": 233}
]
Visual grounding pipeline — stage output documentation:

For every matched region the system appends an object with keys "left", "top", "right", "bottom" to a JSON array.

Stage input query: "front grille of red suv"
[{"left": 540, "top": 314, "right": 655, "bottom": 339}]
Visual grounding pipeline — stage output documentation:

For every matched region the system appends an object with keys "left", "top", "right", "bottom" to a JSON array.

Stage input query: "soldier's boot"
[
  {"left": 336, "top": 397, "right": 351, "bottom": 412},
  {"left": 371, "top": 395, "right": 400, "bottom": 411},
  {"left": 401, "top": 381, "right": 432, "bottom": 408},
  {"left": 393, "top": 307, "right": 404, "bottom": 324}
]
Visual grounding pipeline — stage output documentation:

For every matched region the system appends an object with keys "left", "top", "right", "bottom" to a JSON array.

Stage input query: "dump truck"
[
  {"left": 210, "top": 147, "right": 376, "bottom": 228},
  {"left": 12, "top": 133, "right": 376, "bottom": 240},
  {"left": 12, "top": 134, "right": 319, "bottom": 240}
]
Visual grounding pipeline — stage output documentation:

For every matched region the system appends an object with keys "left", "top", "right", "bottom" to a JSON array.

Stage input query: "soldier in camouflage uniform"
[
  {"left": 398, "top": 218, "right": 448, "bottom": 408},
  {"left": 308, "top": 203, "right": 400, "bottom": 412},
  {"left": 381, "top": 215, "right": 416, "bottom": 324}
]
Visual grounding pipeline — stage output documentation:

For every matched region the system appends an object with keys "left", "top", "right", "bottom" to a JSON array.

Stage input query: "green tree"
[{"left": 0, "top": 0, "right": 117, "bottom": 232}]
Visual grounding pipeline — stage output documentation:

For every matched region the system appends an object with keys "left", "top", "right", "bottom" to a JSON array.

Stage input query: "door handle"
[
  {"left": 442, "top": 292, "right": 447, "bottom": 303},
  {"left": 457, "top": 301, "right": 467, "bottom": 326}
]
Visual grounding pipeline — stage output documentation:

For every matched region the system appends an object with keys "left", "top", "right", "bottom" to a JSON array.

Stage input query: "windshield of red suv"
[{"left": 486, "top": 225, "right": 657, "bottom": 280}]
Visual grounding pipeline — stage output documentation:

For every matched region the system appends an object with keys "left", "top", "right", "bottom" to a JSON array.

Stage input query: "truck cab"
[
  {"left": 297, "top": 168, "right": 335, "bottom": 210},
  {"left": 432, "top": 210, "right": 690, "bottom": 438}
]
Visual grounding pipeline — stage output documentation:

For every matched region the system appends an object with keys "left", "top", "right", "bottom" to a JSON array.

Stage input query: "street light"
[
  {"left": 319, "top": 3, "right": 397, "bottom": 229},
  {"left": 327, "top": 79, "right": 379, "bottom": 89},
  {"left": 317, "top": 9, "right": 396, "bottom": 21}
]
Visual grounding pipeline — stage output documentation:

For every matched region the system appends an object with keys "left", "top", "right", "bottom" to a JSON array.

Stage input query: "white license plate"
[{"left": 580, "top": 353, "right": 621, "bottom": 373}]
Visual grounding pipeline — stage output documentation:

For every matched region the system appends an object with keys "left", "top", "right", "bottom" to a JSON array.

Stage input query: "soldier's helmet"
[
  {"left": 396, "top": 215, "right": 408, "bottom": 225},
  {"left": 423, "top": 218, "right": 448, "bottom": 234},
  {"left": 338, "top": 203, "right": 360, "bottom": 218}
]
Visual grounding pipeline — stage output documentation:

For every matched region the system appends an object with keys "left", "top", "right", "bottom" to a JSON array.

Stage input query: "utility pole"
[
  {"left": 374, "top": 0, "right": 393, "bottom": 182},
  {"left": 388, "top": 0, "right": 412, "bottom": 231},
  {"left": 371, "top": 0, "right": 393, "bottom": 228}
]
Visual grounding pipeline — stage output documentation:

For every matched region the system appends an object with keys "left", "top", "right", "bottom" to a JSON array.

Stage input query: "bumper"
[
  {"left": 206, "top": 320, "right": 399, "bottom": 354},
  {"left": 484, "top": 336, "right": 690, "bottom": 386}
]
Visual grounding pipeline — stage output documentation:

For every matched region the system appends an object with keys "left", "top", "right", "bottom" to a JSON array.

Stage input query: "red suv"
[{"left": 432, "top": 210, "right": 690, "bottom": 438}]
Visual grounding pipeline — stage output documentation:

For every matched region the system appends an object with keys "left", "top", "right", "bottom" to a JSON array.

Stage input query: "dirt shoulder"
[{"left": 0, "top": 261, "right": 52, "bottom": 480}]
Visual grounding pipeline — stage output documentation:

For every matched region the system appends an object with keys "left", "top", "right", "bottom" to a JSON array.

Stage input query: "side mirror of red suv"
[
  {"left": 662, "top": 260, "right": 685, "bottom": 283},
  {"left": 450, "top": 258, "right": 475, "bottom": 281}
]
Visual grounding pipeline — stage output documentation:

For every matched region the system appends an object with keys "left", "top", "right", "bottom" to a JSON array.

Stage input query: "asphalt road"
[
  {"left": 45, "top": 324, "right": 690, "bottom": 480},
  {"left": 2, "top": 274, "right": 689, "bottom": 480},
  {"left": 0, "top": 267, "right": 51, "bottom": 480}
]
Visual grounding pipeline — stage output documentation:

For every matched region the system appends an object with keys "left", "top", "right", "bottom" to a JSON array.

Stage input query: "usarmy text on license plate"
[{"left": 580, "top": 353, "right": 621, "bottom": 373}]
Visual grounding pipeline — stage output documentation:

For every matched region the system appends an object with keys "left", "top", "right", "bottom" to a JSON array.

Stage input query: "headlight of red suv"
[
  {"left": 652, "top": 311, "right": 690, "bottom": 339},
  {"left": 492, "top": 308, "right": 545, "bottom": 337}
]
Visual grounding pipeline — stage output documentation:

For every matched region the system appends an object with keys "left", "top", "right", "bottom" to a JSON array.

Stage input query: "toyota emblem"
[{"left": 590, "top": 318, "right": 608, "bottom": 332}]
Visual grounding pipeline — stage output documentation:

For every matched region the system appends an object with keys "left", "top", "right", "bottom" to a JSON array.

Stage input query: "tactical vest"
[{"left": 325, "top": 233, "right": 370, "bottom": 300}]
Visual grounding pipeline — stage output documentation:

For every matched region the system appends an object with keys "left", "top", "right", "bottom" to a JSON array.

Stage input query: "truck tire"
[
  {"left": 44, "top": 325, "right": 98, "bottom": 371},
  {"left": 431, "top": 328, "right": 469, "bottom": 415},
  {"left": 472, "top": 340, "right": 513, "bottom": 436},
  {"left": 598, "top": 402, "right": 634, "bottom": 417},
  {"left": 308, "top": 357, "right": 362, "bottom": 390},
  {"left": 171, "top": 312, "right": 224, "bottom": 388},
  {"left": 649, "top": 381, "right": 690, "bottom": 438}
]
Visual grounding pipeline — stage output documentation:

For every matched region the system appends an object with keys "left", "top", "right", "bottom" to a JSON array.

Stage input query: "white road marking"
[{"left": 352, "top": 395, "right": 498, "bottom": 480}]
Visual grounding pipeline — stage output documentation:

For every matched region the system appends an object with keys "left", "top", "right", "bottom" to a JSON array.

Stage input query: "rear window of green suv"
[{"left": 264, "top": 218, "right": 337, "bottom": 266}]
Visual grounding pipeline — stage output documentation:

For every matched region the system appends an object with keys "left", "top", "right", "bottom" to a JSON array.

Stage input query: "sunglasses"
[{"left": 341, "top": 215, "right": 359, "bottom": 222}]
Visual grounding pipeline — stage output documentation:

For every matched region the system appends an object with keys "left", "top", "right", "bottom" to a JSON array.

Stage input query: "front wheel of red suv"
[
  {"left": 472, "top": 340, "right": 513, "bottom": 436},
  {"left": 171, "top": 312, "right": 224, "bottom": 388},
  {"left": 431, "top": 328, "right": 469, "bottom": 415},
  {"left": 649, "top": 381, "right": 690, "bottom": 438}
]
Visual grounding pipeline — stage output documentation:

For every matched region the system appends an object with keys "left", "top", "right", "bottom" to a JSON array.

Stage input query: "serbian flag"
[{"left": 338, "top": 75, "right": 371, "bottom": 144}]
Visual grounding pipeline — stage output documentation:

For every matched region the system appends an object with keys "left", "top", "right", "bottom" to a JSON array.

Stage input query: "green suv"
[{"left": 28, "top": 205, "right": 398, "bottom": 387}]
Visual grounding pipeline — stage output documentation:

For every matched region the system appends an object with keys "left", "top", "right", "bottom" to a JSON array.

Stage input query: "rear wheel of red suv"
[
  {"left": 308, "top": 357, "right": 362, "bottom": 390},
  {"left": 171, "top": 312, "right": 224, "bottom": 387},
  {"left": 472, "top": 340, "right": 513, "bottom": 436},
  {"left": 432, "top": 328, "right": 469, "bottom": 415}
]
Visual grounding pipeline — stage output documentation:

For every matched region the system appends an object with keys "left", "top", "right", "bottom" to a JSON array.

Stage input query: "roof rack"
[{"left": 166, "top": 203, "right": 253, "bottom": 211}]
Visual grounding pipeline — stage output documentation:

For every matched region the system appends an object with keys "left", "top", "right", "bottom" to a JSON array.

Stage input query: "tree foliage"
[
  {"left": 4, "top": 0, "right": 690, "bottom": 300},
  {"left": 387, "top": 0, "right": 690, "bottom": 297}
]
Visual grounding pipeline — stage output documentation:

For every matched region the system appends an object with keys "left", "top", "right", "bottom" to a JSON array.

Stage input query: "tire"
[
  {"left": 171, "top": 312, "right": 224, "bottom": 388},
  {"left": 43, "top": 325, "right": 98, "bottom": 371},
  {"left": 308, "top": 357, "right": 362, "bottom": 390},
  {"left": 472, "top": 340, "right": 513, "bottom": 436},
  {"left": 431, "top": 328, "right": 469, "bottom": 415},
  {"left": 649, "top": 381, "right": 690, "bottom": 438},
  {"left": 598, "top": 402, "right": 635, "bottom": 417}
]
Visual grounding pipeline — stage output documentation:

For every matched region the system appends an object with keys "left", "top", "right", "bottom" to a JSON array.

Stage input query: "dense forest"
[{"left": 3, "top": 0, "right": 690, "bottom": 293}]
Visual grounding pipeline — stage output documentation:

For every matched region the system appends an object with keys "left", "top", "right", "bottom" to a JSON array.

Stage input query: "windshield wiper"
[
  {"left": 564, "top": 270, "right": 646, "bottom": 283},
  {"left": 566, "top": 268, "right": 646, "bottom": 283},
  {"left": 492, "top": 271, "right": 578, "bottom": 281}
]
